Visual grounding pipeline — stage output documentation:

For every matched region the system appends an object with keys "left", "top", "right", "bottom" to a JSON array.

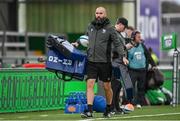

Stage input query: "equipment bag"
[
  {"left": 146, "top": 68, "right": 164, "bottom": 89},
  {"left": 145, "top": 89, "right": 167, "bottom": 105},
  {"left": 46, "top": 35, "right": 87, "bottom": 81},
  {"left": 46, "top": 48, "right": 87, "bottom": 81}
]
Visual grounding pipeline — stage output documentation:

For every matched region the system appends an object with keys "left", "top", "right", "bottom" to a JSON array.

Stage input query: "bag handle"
[
  {"left": 55, "top": 56, "right": 78, "bottom": 81},
  {"left": 55, "top": 71, "right": 73, "bottom": 81}
]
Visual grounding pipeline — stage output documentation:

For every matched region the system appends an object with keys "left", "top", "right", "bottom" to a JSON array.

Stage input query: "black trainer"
[
  {"left": 115, "top": 109, "right": 125, "bottom": 115},
  {"left": 103, "top": 108, "right": 111, "bottom": 118},
  {"left": 81, "top": 110, "right": 93, "bottom": 118}
]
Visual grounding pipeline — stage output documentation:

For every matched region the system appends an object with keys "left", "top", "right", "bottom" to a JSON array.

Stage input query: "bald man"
[{"left": 79, "top": 7, "right": 125, "bottom": 118}]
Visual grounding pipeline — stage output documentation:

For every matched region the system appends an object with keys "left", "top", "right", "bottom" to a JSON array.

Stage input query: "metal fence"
[{"left": 0, "top": 31, "right": 49, "bottom": 67}]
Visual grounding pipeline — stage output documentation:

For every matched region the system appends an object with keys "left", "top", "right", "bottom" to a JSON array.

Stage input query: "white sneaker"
[
  {"left": 136, "top": 104, "right": 142, "bottom": 109},
  {"left": 110, "top": 111, "right": 115, "bottom": 115},
  {"left": 120, "top": 105, "right": 125, "bottom": 109}
]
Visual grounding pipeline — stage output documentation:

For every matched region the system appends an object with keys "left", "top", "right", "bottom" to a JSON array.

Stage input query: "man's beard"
[
  {"left": 95, "top": 17, "right": 106, "bottom": 25},
  {"left": 91, "top": 17, "right": 110, "bottom": 29}
]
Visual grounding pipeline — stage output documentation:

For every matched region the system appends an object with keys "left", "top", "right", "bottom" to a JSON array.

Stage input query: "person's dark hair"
[
  {"left": 116, "top": 17, "right": 128, "bottom": 28},
  {"left": 131, "top": 30, "right": 140, "bottom": 40},
  {"left": 126, "top": 26, "right": 135, "bottom": 31}
]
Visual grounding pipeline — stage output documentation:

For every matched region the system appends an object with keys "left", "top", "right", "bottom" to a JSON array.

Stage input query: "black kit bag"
[{"left": 146, "top": 68, "right": 164, "bottom": 89}]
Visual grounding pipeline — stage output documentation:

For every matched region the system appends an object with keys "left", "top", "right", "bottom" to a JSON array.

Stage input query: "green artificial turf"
[{"left": 0, "top": 105, "right": 179, "bottom": 120}]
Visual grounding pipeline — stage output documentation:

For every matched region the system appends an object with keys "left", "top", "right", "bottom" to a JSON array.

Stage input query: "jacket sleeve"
[
  {"left": 142, "top": 43, "right": 156, "bottom": 67},
  {"left": 110, "top": 28, "right": 125, "bottom": 58}
]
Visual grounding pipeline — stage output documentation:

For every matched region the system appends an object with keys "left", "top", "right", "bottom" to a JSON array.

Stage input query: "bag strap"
[{"left": 55, "top": 71, "right": 73, "bottom": 81}]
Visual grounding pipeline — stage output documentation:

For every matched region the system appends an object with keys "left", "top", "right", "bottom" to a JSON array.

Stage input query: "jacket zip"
[{"left": 93, "top": 30, "right": 98, "bottom": 61}]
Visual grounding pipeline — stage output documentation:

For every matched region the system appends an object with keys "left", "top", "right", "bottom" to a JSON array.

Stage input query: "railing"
[
  {"left": 0, "top": 31, "right": 65, "bottom": 66},
  {"left": 0, "top": 31, "right": 48, "bottom": 56}
]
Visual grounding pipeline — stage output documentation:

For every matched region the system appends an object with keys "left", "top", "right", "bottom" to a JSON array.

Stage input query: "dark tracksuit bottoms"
[
  {"left": 129, "top": 69, "right": 147, "bottom": 105},
  {"left": 111, "top": 63, "right": 133, "bottom": 111}
]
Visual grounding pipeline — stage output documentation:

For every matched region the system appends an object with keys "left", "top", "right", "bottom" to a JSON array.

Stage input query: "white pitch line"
[
  {"left": 40, "top": 114, "right": 49, "bottom": 117},
  {"left": 78, "top": 112, "right": 180, "bottom": 121},
  {"left": 56, "top": 113, "right": 77, "bottom": 116},
  {"left": 18, "top": 116, "right": 28, "bottom": 119},
  {"left": 97, "top": 112, "right": 180, "bottom": 120},
  {"left": 119, "top": 112, "right": 180, "bottom": 119},
  {"left": 78, "top": 119, "right": 94, "bottom": 121}
]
